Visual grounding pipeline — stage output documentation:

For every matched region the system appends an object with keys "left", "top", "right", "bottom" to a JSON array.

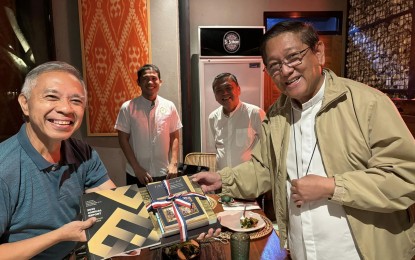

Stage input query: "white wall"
[{"left": 150, "top": 0, "right": 181, "bottom": 108}]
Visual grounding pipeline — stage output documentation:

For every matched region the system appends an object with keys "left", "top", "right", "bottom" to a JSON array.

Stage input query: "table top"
[{"left": 113, "top": 195, "right": 287, "bottom": 260}]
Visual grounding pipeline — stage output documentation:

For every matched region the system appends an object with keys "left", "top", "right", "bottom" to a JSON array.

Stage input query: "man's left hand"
[
  {"left": 290, "top": 175, "right": 335, "bottom": 207},
  {"left": 166, "top": 162, "right": 178, "bottom": 179},
  {"left": 196, "top": 228, "right": 222, "bottom": 240}
]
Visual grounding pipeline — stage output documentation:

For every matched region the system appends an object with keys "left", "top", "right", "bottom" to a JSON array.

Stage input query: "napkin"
[{"left": 222, "top": 200, "right": 261, "bottom": 211}]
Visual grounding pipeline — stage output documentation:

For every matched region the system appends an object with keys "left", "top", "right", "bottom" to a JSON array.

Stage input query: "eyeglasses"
[{"left": 265, "top": 47, "right": 310, "bottom": 77}]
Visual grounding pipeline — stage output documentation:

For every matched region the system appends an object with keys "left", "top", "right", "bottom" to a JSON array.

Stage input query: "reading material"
[
  {"left": 146, "top": 176, "right": 210, "bottom": 237},
  {"left": 80, "top": 176, "right": 219, "bottom": 257},
  {"left": 143, "top": 176, "right": 219, "bottom": 248},
  {"left": 80, "top": 185, "right": 161, "bottom": 260}
]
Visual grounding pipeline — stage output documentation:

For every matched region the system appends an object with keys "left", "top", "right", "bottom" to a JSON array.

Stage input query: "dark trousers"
[{"left": 126, "top": 173, "right": 166, "bottom": 188}]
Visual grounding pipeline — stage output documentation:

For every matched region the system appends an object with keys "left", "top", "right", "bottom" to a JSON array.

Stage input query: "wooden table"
[{"left": 113, "top": 195, "right": 288, "bottom": 260}]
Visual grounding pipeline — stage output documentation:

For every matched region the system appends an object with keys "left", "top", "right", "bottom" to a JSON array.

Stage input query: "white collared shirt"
[
  {"left": 115, "top": 95, "right": 182, "bottom": 177},
  {"left": 286, "top": 76, "right": 360, "bottom": 260},
  {"left": 208, "top": 101, "right": 265, "bottom": 170}
]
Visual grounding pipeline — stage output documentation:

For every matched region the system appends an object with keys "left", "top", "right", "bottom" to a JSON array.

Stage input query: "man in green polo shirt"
[{"left": 0, "top": 61, "right": 116, "bottom": 259}]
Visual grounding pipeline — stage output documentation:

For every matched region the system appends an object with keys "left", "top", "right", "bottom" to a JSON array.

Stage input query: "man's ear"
[
  {"left": 314, "top": 40, "right": 325, "bottom": 67},
  {"left": 18, "top": 94, "right": 29, "bottom": 116}
]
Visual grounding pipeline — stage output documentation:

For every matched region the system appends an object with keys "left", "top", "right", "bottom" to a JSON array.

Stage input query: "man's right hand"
[
  {"left": 0, "top": 218, "right": 98, "bottom": 260},
  {"left": 58, "top": 217, "right": 97, "bottom": 242},
  {"left": 191, "top": 172, "right": 222, "bottom": 193},
  {"left": 135, "top": 169, "right": 153, "bottom": 185}
]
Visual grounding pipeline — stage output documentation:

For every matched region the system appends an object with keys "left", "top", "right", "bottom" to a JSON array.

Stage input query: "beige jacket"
[{"left": 220, "top": 69, "right": 415, "bottom": 260}]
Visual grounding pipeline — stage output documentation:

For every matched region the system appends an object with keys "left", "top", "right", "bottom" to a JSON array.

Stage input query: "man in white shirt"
[
  {"left": 115, "top": 64, "right": 182, "bottom": 187},
  {"left": 208, "top": 73, "right": 265, "bottom": 170}
]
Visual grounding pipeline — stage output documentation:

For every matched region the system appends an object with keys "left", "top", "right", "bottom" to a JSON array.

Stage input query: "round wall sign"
[{"left": 223, "top": 31, "right": 241, "bottom": 53}]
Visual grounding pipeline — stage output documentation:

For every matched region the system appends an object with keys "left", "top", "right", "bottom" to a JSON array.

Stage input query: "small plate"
[
  {"left": 217, "top": 211, "right": 265, "bottom": 232},
  {"left": 218, "top": 197, "right": 235, "bottom": 204}
]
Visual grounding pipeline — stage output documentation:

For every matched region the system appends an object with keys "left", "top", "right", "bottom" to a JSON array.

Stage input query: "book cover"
[
  {"left": 80, "top": 185, "right": 161, "bottom": 260},
  {"left": 146, "top": 176, "right": 210, "bottom": 237},
  {"left": 190, "top": 180, "right": 218, "bottom": 226},
  {"left": 139, "top": 186, "right": 220, "bottom": 249}
]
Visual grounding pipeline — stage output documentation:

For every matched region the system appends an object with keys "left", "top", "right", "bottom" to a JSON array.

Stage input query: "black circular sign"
[{"left": 223, "top": 31, "right": 241, "bottom": 53}]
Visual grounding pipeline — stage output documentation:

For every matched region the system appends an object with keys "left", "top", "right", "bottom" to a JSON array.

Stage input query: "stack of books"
[{"left": 80, "top": 176, "right": 218, "bottom": 260}]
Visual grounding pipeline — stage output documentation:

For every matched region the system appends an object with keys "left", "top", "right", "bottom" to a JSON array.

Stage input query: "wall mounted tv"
[{"left": 264, "top": 11, "right": 342, "bottom": 34}]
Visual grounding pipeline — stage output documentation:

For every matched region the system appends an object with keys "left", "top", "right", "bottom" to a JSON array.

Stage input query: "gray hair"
[{"left": 21, "top": 61, "right": 87, "bottom": 99}]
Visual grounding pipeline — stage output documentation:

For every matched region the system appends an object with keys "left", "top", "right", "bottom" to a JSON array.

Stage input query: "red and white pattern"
[
  {"left": 79, "top": 0, "right": 150, "bottom": 135},
  {"left": 146, "top": 180, "right": 207, "bottom": 242}
]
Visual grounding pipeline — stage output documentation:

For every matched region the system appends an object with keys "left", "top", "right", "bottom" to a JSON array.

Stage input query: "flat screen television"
[{"left": 264, "top": 11, "right": 343, "bottom": 34}]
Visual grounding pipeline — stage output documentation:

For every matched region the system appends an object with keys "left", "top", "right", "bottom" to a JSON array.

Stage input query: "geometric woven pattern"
[{"left": 79, "top": 0, "right": 150, "bottom": 135}]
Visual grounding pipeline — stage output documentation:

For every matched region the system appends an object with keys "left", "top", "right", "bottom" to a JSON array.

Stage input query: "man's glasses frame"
[{"left": 265, "top": 47, "right": 311, "bottom": 77}]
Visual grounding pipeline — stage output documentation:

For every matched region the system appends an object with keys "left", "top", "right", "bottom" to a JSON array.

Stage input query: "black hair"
[
  {"left": 212, "top": 72, "right": 239, "bottom": 89},
  {"left": 137, "top": 64, "right": 161, "bottom": 81}
]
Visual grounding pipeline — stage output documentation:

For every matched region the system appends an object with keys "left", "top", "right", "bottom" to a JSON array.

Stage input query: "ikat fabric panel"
[{"left": 79, "top": 0, "right": 150, "bottom": 135}]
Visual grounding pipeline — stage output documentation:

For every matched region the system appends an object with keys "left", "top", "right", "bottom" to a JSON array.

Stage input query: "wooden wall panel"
[
  {"left": 263, "top": 73, "right": 280, "bottom": 112},
  {"left": 346, "top": 0, "right": 413, "bottom": 99}
]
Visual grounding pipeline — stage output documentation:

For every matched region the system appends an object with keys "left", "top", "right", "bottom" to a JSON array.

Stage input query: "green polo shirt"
[{"left": 0, "top": 124, "right": 110, "bottom": 259}]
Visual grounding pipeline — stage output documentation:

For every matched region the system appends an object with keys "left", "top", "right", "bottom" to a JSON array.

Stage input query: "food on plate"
[
  {"left": 240, "top": 216, "right": 259, "bottom": 228},
  {"left": 163, "top": 239, "right": 200, "bottom": 260}
]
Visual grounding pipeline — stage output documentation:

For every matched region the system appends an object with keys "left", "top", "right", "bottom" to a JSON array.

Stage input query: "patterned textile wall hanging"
[{"left": 78, "top": 0, "right": 150, "bottom": 135}]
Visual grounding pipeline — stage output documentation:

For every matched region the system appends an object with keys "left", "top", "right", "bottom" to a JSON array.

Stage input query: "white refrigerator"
[{"left": 198, "top": 58, "right": 264, "bottom": 152}]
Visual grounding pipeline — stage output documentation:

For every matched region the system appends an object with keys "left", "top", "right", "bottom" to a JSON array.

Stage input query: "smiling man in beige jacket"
[{"left": 193, "top": 21, "right": 415, "bottom": 260}]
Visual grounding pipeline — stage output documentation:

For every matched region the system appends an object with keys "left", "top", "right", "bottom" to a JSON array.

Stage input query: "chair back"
[{"left": 184, "top": 152, "right": 216, "bottom": 173}]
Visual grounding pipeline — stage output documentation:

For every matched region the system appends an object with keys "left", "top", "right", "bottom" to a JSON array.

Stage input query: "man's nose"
[
  {"left": 56, "top": 98, "right": 75, "bottom": 112},
  {"left": 280, "top": 63, "right": 294, "bottom": 76}
]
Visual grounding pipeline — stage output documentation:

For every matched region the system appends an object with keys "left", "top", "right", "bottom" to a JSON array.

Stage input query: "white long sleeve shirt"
[
  {"left": 208, "top": 102, "right": 265, "bottom": 170},
  {"left": 286, "top": 78, "right": 359, "bottom": 260}
]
